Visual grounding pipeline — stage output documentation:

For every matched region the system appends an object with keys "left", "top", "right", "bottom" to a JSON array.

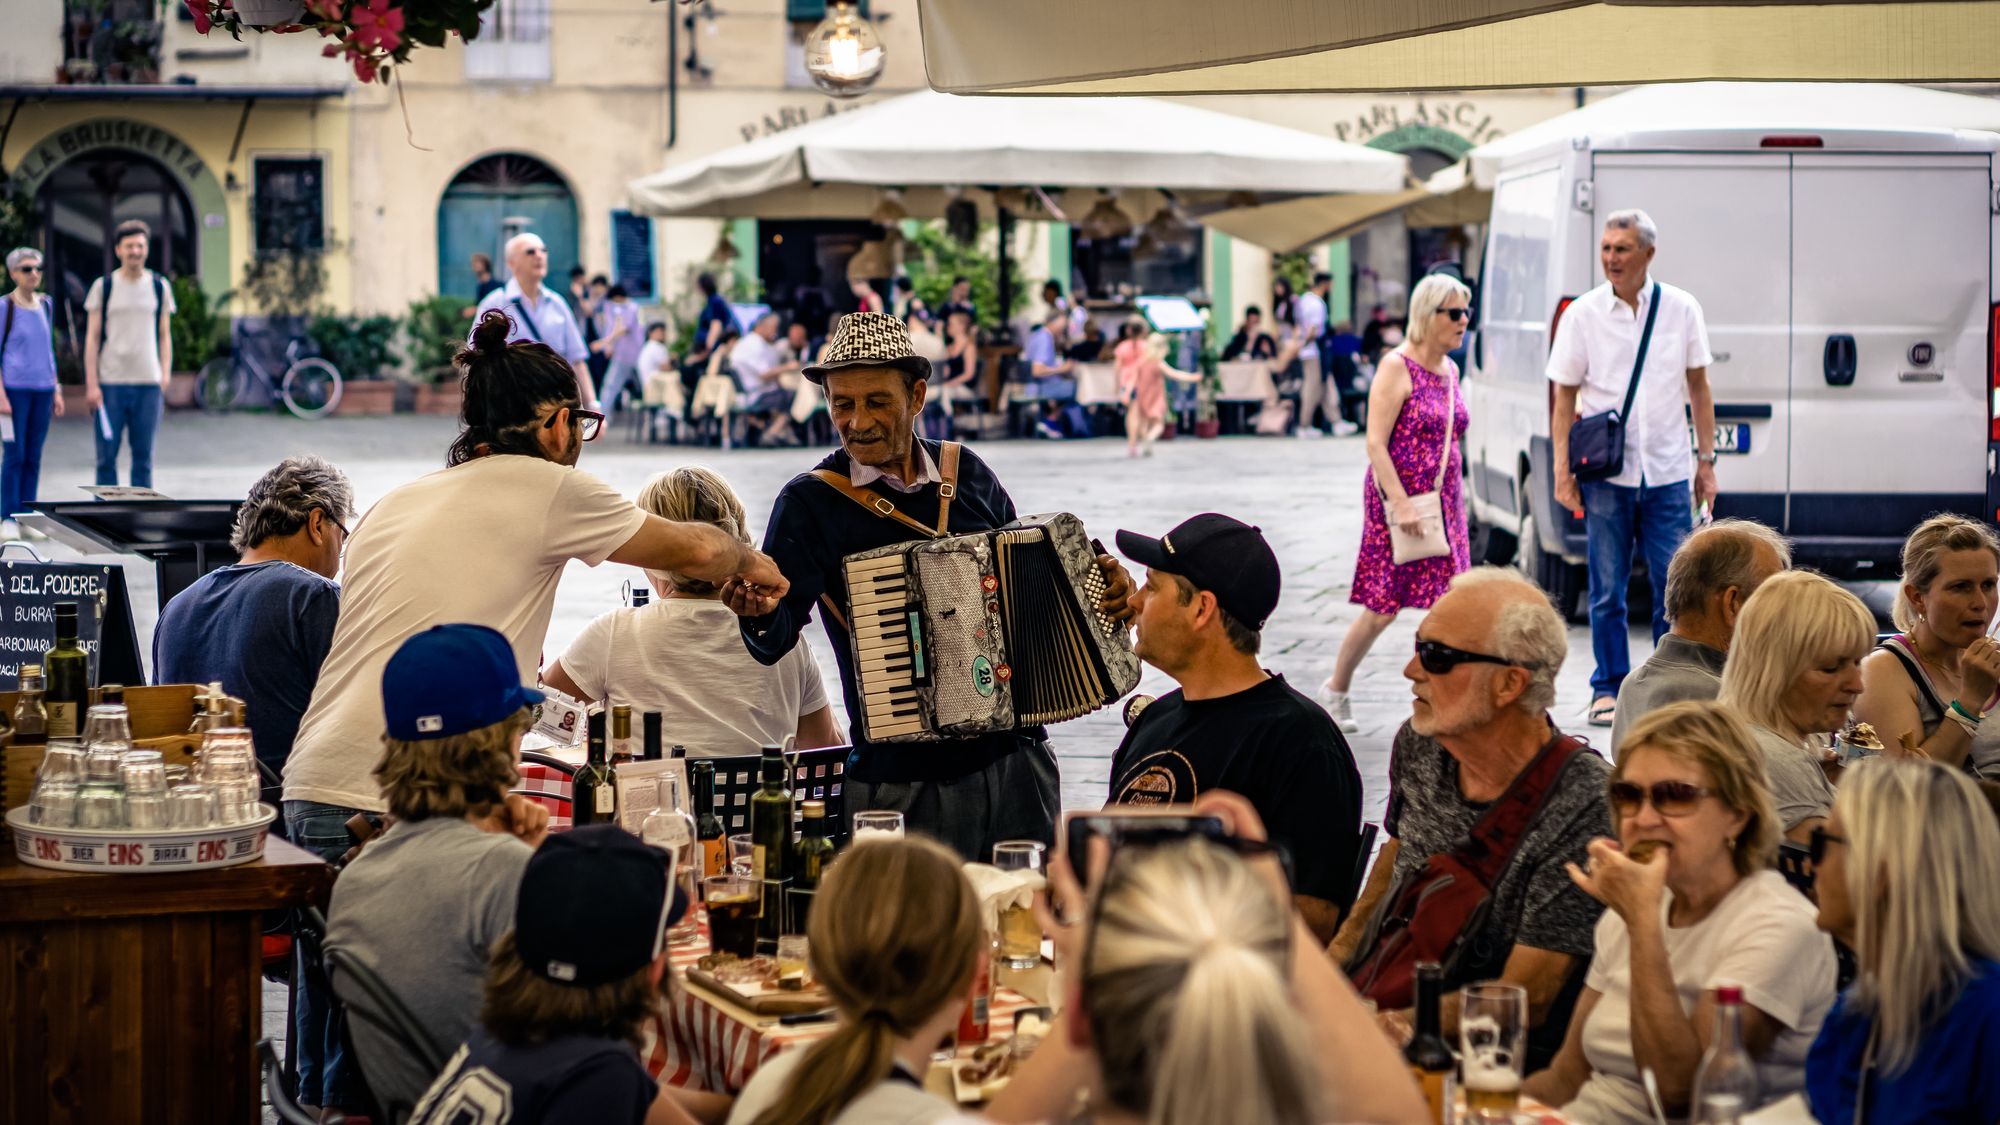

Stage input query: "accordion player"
[{"left": 840, "top": 512, "right": 1141, "bottom": 743}]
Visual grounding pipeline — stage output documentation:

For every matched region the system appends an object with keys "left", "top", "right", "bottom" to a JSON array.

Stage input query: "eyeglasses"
[
  {"left": 1808, "top": 825, "right": 1847, "bottom": 865},
  {"left": 544, "top": 406, "right": 605, "bottom": 442},
  {"left": 1441, "top": 307, "right": 1474, "bottom": 323},
  {"left": 1608, "top": 779, "right": 1716, "bottom": 817},
  {"left": 1414, "top": 639, "right": 1530, "bottom": 675},
  {"left": 324, "top": 512, "right": 351, "bottom": 559},
  {"left": 13, "top": 264, "right": 41, "bottom": 274}
]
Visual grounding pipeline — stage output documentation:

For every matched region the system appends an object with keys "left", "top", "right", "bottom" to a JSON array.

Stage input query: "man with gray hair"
[
  {"left": 1548, "top": 208, "right": 1718, "bottom": 730},
  {"left": 1333, "top": 567, "right": 1611, "bottom": 1068},
  {"left": 472, "top": 231, "right": 597, "bottom": 409},
  {"left": 154, "top": 455, "right": 354, "bottom": 811},
  {"left": 1609, "top": 519, "right": 1791, "bottom": 756}
]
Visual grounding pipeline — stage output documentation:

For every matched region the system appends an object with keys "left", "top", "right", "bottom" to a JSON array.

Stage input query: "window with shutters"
[
  {"left": 463, "top": 0, "right": 552, "bottom": 83},
  {"left": 253, "top": 157, "right": 325, "bottom": 255}
]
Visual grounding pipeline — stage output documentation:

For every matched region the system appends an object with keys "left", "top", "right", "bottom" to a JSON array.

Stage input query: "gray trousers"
[{"left": 845, "top": 741, "right": 1061, "bottom": 861}]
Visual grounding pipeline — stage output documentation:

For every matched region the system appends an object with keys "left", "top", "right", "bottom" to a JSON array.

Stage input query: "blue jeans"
[
  {"left": 1582, "top": 478, "right": 1694, "bottom": 699},
  {"left": 284, "top": 799, "right": 369, "bottom": 1109},
  {"left": 94, "top": 383, "right": 162, "bottom": 488},
  {"left": 2, "top": 386, "right": 55, "bottom": 518}
]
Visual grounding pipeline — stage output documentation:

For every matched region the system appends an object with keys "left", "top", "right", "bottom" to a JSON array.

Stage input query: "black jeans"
[{"left": 846, "top": 741, "right": 1060, "bottom": 861}]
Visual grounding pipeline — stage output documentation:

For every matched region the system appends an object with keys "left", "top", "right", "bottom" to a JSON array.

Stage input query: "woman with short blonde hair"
[
  {"left": 544, "top": 467, "right": 837, "bottom": 755},
  {"left": 1404, "top": 273, "right": 1473, "bottom": 349},
  {"left": 1717, "top": 570, "right": 1874, "bottom": 840},
  {"left": 1806, "top": 756, "right": 2000, "bottom": 1123},
  {"left": 1854, "top": 513, "right": 2000, "bottom": 777},
  {"left": 1526, "top": 702, "right": 1836, "bottom": 1123}
]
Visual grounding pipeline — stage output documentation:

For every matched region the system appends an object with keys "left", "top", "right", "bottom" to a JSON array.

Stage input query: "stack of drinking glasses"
[{"left": 27, "top": 709, "right": 266, "bottom": 832}]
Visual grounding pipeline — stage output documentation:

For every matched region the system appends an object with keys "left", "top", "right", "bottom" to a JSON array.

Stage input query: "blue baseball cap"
[{"left": 382, "top": 624, "right": 544, "bottom": 741}]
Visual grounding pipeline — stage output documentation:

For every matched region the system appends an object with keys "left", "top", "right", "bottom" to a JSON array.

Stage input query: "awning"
[
  {"left": 915, "top": 1, "right": 2000, "bottom": 95},
  {"left": 1201, "top": 162, "right": 1489, "bottom": 253},
  {"left": 0, "top": 84, "right": 348, "bottom": 101},
  {"left": 626, "top": 89, "right": 1407, "bottom": 219}
]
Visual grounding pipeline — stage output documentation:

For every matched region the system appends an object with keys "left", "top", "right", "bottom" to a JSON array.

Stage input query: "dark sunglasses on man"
[
  {"left": 1414, "top": 638, "right": 1534, "bottom": 676},
  {"left": 544, "top": 405, "right": 605, "bottom": 442},
  {"left": 1607, "top": 779, "right": 1716, "bottom": 818}
]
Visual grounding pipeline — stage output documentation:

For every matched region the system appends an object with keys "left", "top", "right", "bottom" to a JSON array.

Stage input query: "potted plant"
[
  {"left": 404, "top": 294, "right": 466, "bottom": 415},
  {"left": 308, "top": 312, "right": 401, "bottom": 415},
  {"left": 167, "top": 277, "right": 231, "bottom": 409},
  {"left": 184, "top": 0, "right": 499, "bottom": 83}
]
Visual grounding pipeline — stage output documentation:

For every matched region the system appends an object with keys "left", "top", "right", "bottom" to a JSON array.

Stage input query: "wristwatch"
[{"left": 1696, "top": 452, "right": 1719, "bottom": 465}]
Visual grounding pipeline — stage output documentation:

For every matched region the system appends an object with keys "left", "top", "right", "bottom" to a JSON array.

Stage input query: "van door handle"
[{"left": 1824, "top": 335, "right": 1857, "bottom": 386}]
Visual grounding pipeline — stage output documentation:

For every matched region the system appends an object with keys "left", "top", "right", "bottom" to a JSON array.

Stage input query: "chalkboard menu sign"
[
  {"left": 0, "top": 559, "right": 144, "bottom": 690},
  {"left": 611, "top": 210, "right": 656, "bottom": 300}
]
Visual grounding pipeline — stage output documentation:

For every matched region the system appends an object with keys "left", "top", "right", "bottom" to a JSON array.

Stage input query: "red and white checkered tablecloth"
[
  {"left": 515, "top": 763, "right": 574, "bottom": 830},
  {"left": 642, "top": 911, "right": 1035, "bottom": 1093}
]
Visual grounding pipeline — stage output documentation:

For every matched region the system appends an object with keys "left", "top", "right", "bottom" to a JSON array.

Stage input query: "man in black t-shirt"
[{"left": 1109, "top": 513, "right": 1363, "bottom": 943}]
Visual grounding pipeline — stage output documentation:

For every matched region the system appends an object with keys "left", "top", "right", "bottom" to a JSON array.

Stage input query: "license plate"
[{"left": 1695, "top": 423, "right": 1751, "bottom": 454}]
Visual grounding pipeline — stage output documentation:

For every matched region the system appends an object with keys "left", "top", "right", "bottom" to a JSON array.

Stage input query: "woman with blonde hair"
[
  {"left": 728, "top": 836, "right": 980, "bottom": 1125},
  {"left": 1318, "top": 272, "right": 1474, "bottom": 732},
  {"left": 1806, "top": 756, "right": 2000, "bottom": 1123},
  {"left": 1524, "top": 702, "right": 1837, "bottom": 1122},
  {"left": 544, "top": 466, "right": 837, "bottom": 755},
  {"left": 1853, "top": 513, "right": 2000, "bottom": 778},
  {"left": 1717, "top": 569, "right": 1874, "bottom": 840}
]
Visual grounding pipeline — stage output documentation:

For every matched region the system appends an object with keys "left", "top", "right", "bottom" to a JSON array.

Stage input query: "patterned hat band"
[{"left": 803, "top": 310, "right": 933, "bottom": 385}]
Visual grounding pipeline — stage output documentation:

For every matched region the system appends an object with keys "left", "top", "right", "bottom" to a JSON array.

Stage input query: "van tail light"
[
  {"left": 1549, "top": 296, "right": 1577, "bottom": 347},
  {"left": 1548, "top": 296, "right": 1579, "bottom": 417},
  {"left": 1990, "top": 303, "right": 2000, "bottom": 441}
]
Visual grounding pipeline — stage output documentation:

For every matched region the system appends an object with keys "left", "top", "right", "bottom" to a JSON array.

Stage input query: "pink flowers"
[
  {"left": 348, "top": 0, "right": 405, "bottom": 55},
  {"left": 183, "top": 0, "right": 443, "bottom": 85},
  {"left": 184, "top": 0, "right": 212, "bottom": 34}
]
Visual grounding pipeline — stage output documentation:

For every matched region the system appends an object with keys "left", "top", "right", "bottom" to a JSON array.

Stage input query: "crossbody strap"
[
  {"left": 509, "top": 297, "right": 544, "bottom": 343},
  {"left": 807, "top": 441, "right": 963, "bottom": 540},
  {"left": 1616, "top": 281, "right": 1662, "bottom": 422},
  {"left": 1430, "top": 360, "right": 1457, "bottom": 492},
  {"left": 1452, "top": 732, "right": 1590, "bottom": 887}
]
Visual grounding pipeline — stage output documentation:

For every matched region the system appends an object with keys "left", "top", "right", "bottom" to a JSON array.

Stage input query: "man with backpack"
[{"left": 83, "top": 219, "right": 175, "bottom": 488}]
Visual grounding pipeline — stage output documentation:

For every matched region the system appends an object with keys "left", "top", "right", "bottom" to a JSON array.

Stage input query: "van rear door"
[
  {"left": 1591, "top": 153, "right": 1792, "bottom": 529},
  {"left": 1789, "top": 153, "right": 1991, "bottom": 546}
]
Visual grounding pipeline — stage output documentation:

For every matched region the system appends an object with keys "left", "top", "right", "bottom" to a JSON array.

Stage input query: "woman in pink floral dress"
[{"left": 1318, "top": 275, "right": 1474, "bottom": 732}]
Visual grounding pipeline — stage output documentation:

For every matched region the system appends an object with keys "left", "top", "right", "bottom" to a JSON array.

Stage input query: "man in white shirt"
[
  {"left": 472, "top": 232, "right": 598, "bottom": 409},
  {"left": 1548, "top": 209, "right": 1717, "bottom": 729},
  {"left": 729, "top": 310, "right": 800, "bottom": 446},
  {"left": 83, "top": 219, "right": 174, "bottom": 487}
]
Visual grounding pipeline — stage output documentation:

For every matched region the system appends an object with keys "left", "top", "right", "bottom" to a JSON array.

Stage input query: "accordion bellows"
[{"left": 842, "top": 513, "right": 1141, "bottom": 743}]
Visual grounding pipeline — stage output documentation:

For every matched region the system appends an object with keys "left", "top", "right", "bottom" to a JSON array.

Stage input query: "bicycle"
[{"left": 196, "top": 325, "right": 343, "bottom": 419}]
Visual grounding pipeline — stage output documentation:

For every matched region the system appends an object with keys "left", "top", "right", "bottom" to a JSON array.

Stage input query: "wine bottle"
[
  {"left": 1404, "top": 962, "right": 1455, "bottom": 1125},
  {"left": 692, "top": 759, "right": 726, "bottom": 878},
  {"left": 1691, "top": 984, "right": 1760, "bottom": 1123},
  {"left": 749, "top": 745, "right": 792, "bottom": 946},
  {"left": 572, "top": 710, "right": 616, "bottom": 827},
  {"left": 12, "top": 664, "right": 48, "bottom": 749},
  {"left": 790, "top": 798, "right": 838, "bottom": 933},
  {"left": 642, "top": 712, "right": 663, "bottom": 761},
  {"left": 611, "top": 704, "right": 635, "bottom": 763},
  {"left": 43, "top": 603, "right": 89, "bottom": 741}
]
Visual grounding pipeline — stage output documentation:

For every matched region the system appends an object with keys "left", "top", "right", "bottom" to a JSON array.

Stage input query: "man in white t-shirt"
[
  {"left": 83, "top": 219, "right": 175, "bottom": 488},
  {"left": 472, "top": 232, "right": 598, "bottom": 410},
  {"left": 730, "top": 311, "right": 800, "bottom": 446},
  {"left": 280, "top": 322, "right": 787, "bottom": 847},
  {"left": 1548, "top": 210, "right": 1717, "bottom": 730}
]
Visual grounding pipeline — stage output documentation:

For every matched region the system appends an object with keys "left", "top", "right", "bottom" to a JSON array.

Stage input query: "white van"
[{"left": 1461, "top": 84, "right": 2000, "bottom": 615}]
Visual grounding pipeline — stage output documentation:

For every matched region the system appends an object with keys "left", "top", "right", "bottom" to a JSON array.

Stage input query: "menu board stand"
[
  {"left": 0, "top": 547, "right": 145, "bottom": 691},
  {"left": 24, "top": 498, "right": 243, "bottom": 612}
]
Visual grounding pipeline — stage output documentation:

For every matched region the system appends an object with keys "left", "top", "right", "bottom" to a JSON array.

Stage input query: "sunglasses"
[
  {"left": 13, "top": 264, "right": 41, "bottom": 274},
  {"left": 1441, "top": 307, "right": 1474, "bottom": 322},
  {"left": 1608, "top": 779, "right": 1716, "bottom": 817},
  {"left": 1414, "top": 639, "right": 1530, "bottom": 675},
  {"left": 1808, "top": 825, "right": 1847, "bottom": 865},
  {"left": 544, "top": 406, "right": 605, "bottom": 442}
]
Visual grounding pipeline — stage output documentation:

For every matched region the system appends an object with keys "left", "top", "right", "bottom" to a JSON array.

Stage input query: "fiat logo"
[{"left": 1910, "top": 342, "right": 1935, "bottom": 366}]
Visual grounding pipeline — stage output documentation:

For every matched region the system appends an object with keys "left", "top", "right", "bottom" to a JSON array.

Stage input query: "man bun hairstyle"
[{"left": 448, "top": 310, "right": 581, "bottom": 466}]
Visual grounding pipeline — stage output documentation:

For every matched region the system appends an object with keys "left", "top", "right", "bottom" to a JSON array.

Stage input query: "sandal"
[{"left": 1587, "top": 697, "right": 1617, "bottom": 728}]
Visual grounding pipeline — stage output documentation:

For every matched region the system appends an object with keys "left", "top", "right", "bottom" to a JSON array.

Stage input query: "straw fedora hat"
[{"left": 802, "top": 311, "right": 933, "bottom": 386}]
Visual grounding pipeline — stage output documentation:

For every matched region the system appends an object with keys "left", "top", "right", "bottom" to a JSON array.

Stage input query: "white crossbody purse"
[{"left": 1374, "top": 363, "right": 1456, "bottom": 566}]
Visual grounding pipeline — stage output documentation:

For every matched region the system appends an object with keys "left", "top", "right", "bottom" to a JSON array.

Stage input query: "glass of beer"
[
  {"left": 851, "top": 810, "right": 906, "bottom": 840},
  {"left": 703, "top": 875, "right": 761, "bottom": 958},
  {"left": 991, "top": 840, "right": 1047, "bottom": 970},
  {"left": 1459, "top": 981, "right": 1528, "bottom": 1121}
]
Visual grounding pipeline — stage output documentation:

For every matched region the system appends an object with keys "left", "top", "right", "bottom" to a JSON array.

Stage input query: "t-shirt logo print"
[{"left": 1114, "top": 749, "right": 1197, "bottom": 805}]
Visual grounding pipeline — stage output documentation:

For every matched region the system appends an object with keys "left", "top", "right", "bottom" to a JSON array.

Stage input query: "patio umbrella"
[{"left": 915, "top": 0, "right": 2000, "bottom": 95}]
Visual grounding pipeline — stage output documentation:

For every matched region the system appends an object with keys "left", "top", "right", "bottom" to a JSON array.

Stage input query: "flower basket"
[
  {"left": 232, "top": 0, "right": 307, "bottom": 27},
  {"left": 333, "top": 380, "right": 396, "bottom": 416},
  {"left": 415, "top": 379, "right": 463, "bottom": 416},
  {"left": 184, "top": 0, "right": 497, "bottom": 83}
]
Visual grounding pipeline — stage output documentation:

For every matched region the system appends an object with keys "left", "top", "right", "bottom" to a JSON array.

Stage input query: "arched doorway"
[
  {"left": 35, "top": 149, "right": 197, "bottom": 338},
  {"left": 436, "top": 153, "right": 578, "bottom": 300}
]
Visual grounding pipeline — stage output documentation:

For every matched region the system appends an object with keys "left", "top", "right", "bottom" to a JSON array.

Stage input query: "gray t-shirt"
[
  {"left": 1381, "top": 721, "right": 1613, "bottom": 970},
  {"left": 327, "top": 817, "right": 533, "bottom": 1116},
  {"left": 83, "top": 271, "right": 174, "bottom": 385},
  {"left": 1748, "top": 723, "right": 1836, "bottom": 831},
  {"left": 1609, "top": 634, "right": 1727, "bottom": 759}
]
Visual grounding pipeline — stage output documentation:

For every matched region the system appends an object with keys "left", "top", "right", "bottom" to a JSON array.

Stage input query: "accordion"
[{"left": 841, "top": 512, "right": 1141, "bottom": 743}]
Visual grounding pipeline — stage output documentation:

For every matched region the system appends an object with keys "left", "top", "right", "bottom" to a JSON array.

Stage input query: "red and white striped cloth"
[{"left": 643, "top": 913, "right": 1035, "bottom": 1093}]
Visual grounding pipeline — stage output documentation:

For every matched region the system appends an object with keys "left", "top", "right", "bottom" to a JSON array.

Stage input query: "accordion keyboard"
[{"left": 843, "top": 552, "right": 928, "bottom": 739}]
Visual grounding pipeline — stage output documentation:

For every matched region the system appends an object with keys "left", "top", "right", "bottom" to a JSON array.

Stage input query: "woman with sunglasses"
[
  {"left": 1805, "top": 756, "right": 2000, "bottom": 1124},
  {"left": 0, "top": 246, "right": 61, "bottom": 541},
  {"left": 1523, "top": 702, "right": 1837, "bottom": 1123},
  {"left": 1319, "top": 273, "right": 1475, "bottom": 733},
  {"left": 1717, "top": 569, "right": 1876, "bottom": 842},
  {"left": 987, "top": 791, "right": 1428, "bottom": 1125}
]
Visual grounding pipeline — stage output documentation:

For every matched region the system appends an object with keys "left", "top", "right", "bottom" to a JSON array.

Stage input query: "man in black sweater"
[{"left": 725, "top": 311, "right": 1133, "bottom": 858}]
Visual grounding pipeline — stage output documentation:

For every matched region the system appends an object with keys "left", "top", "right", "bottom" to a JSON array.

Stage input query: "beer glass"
[
  {"left": 1459, "top": 982, "right": 1528, "bottom": 1121},
  {"left": 851, "top": 810, "right": 905, "bottom": 839},
  {"left": 702, "top": 874, "right": 761, "bottom": 958},
  {"left": 991, "top": 840, "right": 1047, "bottom": 970},
  {"left": 728, "top": 834, "right": 755, "bottom": 876}
]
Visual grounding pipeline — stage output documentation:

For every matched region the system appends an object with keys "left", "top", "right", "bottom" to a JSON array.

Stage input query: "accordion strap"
[{"left": 809, "top": 441, "right": 963, "bottom": 540}]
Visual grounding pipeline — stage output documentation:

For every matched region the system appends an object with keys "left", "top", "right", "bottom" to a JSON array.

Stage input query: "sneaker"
[
  {"left": 1316, "top": 684, "right": 1361, "bottom": 733},
  {"left": 1295, "top": 427, "right": 1324, "bottom": 440},
  {"left": 1333, "top": 420, "right": 1361, "bottom": 436},
  {"left": 1035, "top": 420, "right": 1065, "bottom": 440},
  {"left": 0, "top": 519, "right": 16, "bottom": 541}
]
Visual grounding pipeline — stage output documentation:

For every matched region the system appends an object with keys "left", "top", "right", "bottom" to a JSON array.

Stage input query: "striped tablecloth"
[{"left": 644, "top": 912, "right": 1036, "bottom": 1093}]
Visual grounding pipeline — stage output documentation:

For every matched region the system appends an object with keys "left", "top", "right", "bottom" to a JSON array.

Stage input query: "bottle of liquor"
[
  {"left": 572, "top": 710, "right": 616, "bottom": 827},
  {"left": 611, "top": 704, "right": 635, "bottom": 763},
  {"left": 790, "top": 799, "right": 838, "bottom": 932},
  {"left": 642, "top": 712, "right": 663, "bottom": 761},
  {"left": 749, "top": 745, "right": 792, "bottom": 946},
  {"left": 43, "top": 603, "right": 89, "bottom": 741},
  {"left": 640, "top": 771, "right": 701, "bottom": 942},
  {"left": 1404, "top": 962, "right": 1455, "bottom": 1125},
  {"left": 692, "top": 759, "right": 726, "bottom": 879},
  {"left": 12, "top": 664, "right": 48, "bottom": 749},
  {"left": 1691, "top": 984, "right": 1760, "bottom": 1124}
]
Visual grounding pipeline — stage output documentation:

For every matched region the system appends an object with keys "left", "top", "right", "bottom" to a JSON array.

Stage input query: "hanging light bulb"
[
  {"left": 804, "top": 3, "right": 885, "bottom": 98},
  {"left": 1145, "top": 202, "right": 1196, "bottom": 247},
  {"left": 1080, "top": 194, "right": 1134, "bottom": 241},
  {"left": 708, "top": 225, "right": 739, "bottom": 263}
]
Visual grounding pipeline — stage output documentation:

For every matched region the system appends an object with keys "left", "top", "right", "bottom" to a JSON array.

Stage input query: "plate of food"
[
  {"left": 687, "top": 952, "right": 829, "bottom": 1014},
  {"left": 951, "top": 1009, "right": 1052, "bottom": 1103}
]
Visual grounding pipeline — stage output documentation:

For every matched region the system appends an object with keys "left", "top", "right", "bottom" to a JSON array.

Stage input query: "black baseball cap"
[
  {"left": 1116, "top": 513, "right": 1281, "bottom": 630},
  {"left": 513, "top": 825, "right": 689, "bottom": 987}
]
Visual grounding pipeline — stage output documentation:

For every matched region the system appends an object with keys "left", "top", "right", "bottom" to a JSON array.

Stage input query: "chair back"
[
  {"left": 325, "top": 944, "right": 451, "bottom": 1113},
  {"left": 1339, "top": 823, "right": 1380, "bottom": 924},
  {"left": 1776, "top": 841, "right": 1815, "bottom": 896},
  {"left": 261, "top": 1039, "right": 341, "bottom": 1125},
  {"left": 710, "top": 745, "right": 852, "bottom": 847}
]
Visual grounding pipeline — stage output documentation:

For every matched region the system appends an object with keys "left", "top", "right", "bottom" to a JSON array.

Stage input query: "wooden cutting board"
[{"left": 685, "top": 968, "right": 831, "bottom": 1015}]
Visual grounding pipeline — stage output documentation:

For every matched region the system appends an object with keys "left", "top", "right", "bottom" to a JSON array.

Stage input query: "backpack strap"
[
  {"left": 807, "top": 441, "right": 964, "bottom": 540},
  {"left": 1451, "top": 731, "right": 1591, "bottom": 887},
  {"left": 509, "top": 297, "right": 544, "bottom": 343},
  {"left": 2, "top": 298, "right": 15, "bottom": 367}
]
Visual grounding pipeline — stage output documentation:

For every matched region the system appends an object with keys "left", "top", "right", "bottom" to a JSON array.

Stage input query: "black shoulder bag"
[{"left": 1566, "top": 281, "right": 1660, "bottom": 482}]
